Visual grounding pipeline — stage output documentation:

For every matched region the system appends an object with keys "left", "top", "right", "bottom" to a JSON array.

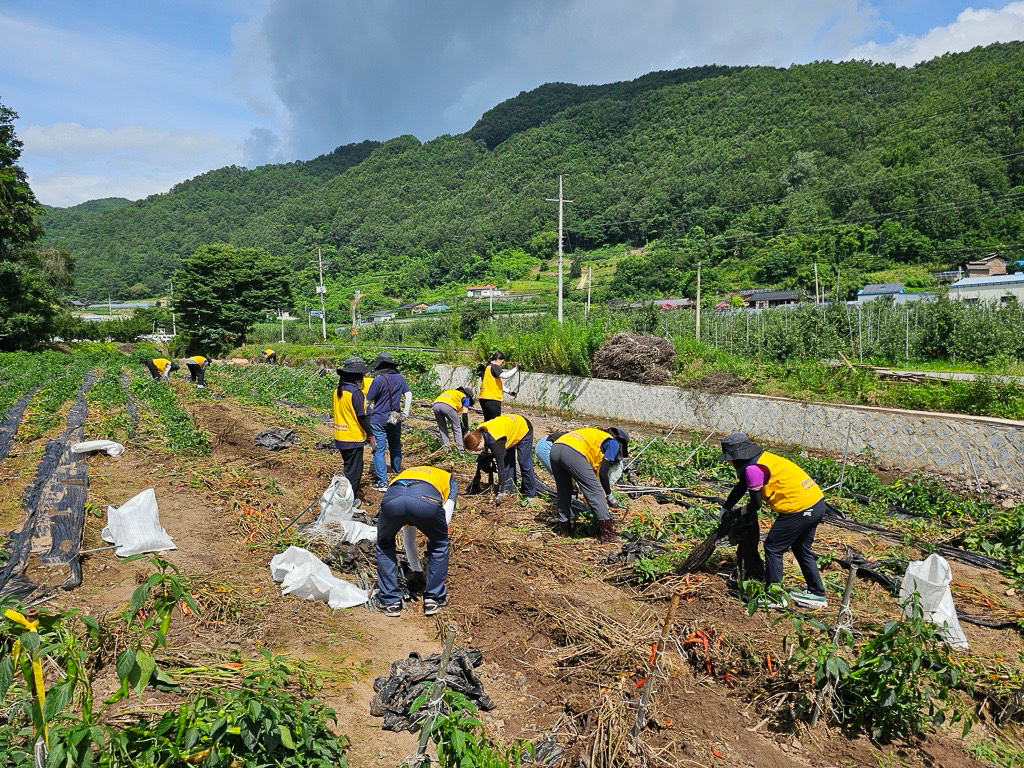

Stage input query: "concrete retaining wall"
[{"left": 434, "top": 364, "right": 1024, "bottom": 484}]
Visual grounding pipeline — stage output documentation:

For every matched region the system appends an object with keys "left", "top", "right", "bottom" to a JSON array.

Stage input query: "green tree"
[
  {"left": 172, "top": 243, "right": 292, "bottom": 353},
  {"left": 0, "top": 103, "right": 65, "bottom": 350}
]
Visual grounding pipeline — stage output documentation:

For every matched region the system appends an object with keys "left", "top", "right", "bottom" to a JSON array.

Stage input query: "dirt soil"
[{"left": 3, "top": 374, "right": 1021, "bottom": 767}]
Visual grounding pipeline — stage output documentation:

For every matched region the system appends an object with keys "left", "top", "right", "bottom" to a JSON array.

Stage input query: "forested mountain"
[
  {"left": 42, "top": 141, "right": 378, "bottom": 298},
  {"left": 42, "top": 43, "right": 1024, "bottom": 303}
]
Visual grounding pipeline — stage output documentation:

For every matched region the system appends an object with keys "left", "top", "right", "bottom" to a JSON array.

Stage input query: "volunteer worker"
[
  {"left": 145, "top": 357, "right": 178, "bottom": 383},
  {"left": 477, "top": 351, "right": 518, "bottom": 421},
  {"left": 432, "top": 387, "right": 475, "bottom": 450},
  {"left": 372, "top": 466, "right": 456, "bottom": 618},
  {"left": 463, "top": 413, "right": 536, "bottom": 500},
  {"left": 184, "top": 355, "right": 209, "bottom": 388},
  {"left": 332, "top": 357, "right": 374, "bottom": 504},
  {"left": 718, "top": 433, "right": 827, "bottom": 610},
  {"left": 549, "top": 427, "right": 629, "bottom": 543}
]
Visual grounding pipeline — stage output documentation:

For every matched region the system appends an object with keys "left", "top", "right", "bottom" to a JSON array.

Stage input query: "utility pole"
[
  {"left": 586, "top": 266, "right": 592, "bottom": 321},
  {"left": 489, "top": 287, "right": 493, "bottom": 317},
  {"left": 350, "top": 290, "right": 361, "bottom": 336},
  {"left": 315, "top": 246, "right": 327, "bottom": 341},
  {"left": 169, "top": 281, "right": 176, "bottom": 336},
  {"left": 108, "top": 295, "right": 112, "bottom": 317},
  {"left": 306, "top": 299, "right": 310, "bottom": 329},
  {"left": 695, "top": 261, "right": 702, "bottom": 342},
  {"left": 814, "top": 262, "right": 820, "bottom": 305},
  {"left": 279, "top": 309, "right": 285, "bottom": 343},
  {"left": 545, "top": 175, "right": 572, "bottom": 325}
]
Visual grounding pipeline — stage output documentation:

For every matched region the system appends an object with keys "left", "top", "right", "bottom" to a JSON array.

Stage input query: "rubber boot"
[
  {"left": 599, "top": 519, "right": 620, "bottom": 544},
  {"left": 558, "top": 521, "right": 572, "bottom": 537}
]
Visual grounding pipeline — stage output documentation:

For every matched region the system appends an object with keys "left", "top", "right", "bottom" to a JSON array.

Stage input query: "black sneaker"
[
  {"left": 369, "top": 595, "right": 401, "bottom": 617},
  {"left": 423, "top": 596, "right": 450, "bottom": 616}
]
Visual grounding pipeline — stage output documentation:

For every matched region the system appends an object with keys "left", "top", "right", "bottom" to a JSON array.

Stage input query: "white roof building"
[{"left": 948, "top": 273, "right": 1024, "bottom": 304}]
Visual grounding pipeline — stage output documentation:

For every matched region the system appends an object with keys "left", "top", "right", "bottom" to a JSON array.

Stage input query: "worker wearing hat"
[
  {"left": 718, "top": 433, "right": 827, "bottom": 610},
  {"left": 365, "top": 352, "right": 412, "bottom": 490},
  {"left": 333, "top": 357, "right": 375, "bottom": 504},
  {"left": 371, "top": 465, "right": 456, "bottom": 618},
  {"left": 549, "top": 427, "right": 629, "bottom": 542},
  {"left": 463, "top": 413, "right": 537, "bottom": 501},
  {"left": 145, "top": 357, "right": 179, "bottom": 383},
  {"left": 432, "top": 387, "right": 475, "bottom": 450},
  {"left": 184, "top": 355, "right": 209, "bottom": 388},
  {"left": 262, "top": 348, "right": 276, "bottom": 364},
  {"left": 477, "top": 351, "right": 518, "bottom": 421}
]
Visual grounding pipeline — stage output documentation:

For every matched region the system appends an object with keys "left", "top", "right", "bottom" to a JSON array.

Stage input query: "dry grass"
[{"left": 537, "top": 598, "right": 658, "bottom": 678}]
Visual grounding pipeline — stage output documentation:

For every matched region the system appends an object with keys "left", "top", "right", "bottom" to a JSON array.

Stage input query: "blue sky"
[{"left": 2, "top": 0, "right": 1023, "bottom": 206}]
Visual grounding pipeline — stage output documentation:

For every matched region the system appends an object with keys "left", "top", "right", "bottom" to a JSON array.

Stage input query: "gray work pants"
[
  {"left": 432, "top": 403, "right": 464, "bottom": 449},
  {"left": 549, "top": 442, "right": 610, "bottom": 522}
]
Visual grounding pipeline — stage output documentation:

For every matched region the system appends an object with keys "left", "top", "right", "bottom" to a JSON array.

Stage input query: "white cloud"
[
  {"left": 28, "top": 173, "right": 200, "bottom": 208},
  {"left": 846, "top": 1, "right": 1024, "bottom": 64},
  {"left": 21, "top": 123, "right": 242, "bottom": 207}
]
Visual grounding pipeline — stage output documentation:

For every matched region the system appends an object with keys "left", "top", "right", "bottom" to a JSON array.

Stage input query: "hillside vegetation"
[{"left": 42, "top": 43, "right": 1024, "bottom": 305}]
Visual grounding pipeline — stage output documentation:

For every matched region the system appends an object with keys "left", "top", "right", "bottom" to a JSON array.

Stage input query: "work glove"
[
  {"left": 495, "top": 492, "right": 508, "bottom": 503},
  {"left": 606, "top": 493, "right": 619, "bottom": 509}
]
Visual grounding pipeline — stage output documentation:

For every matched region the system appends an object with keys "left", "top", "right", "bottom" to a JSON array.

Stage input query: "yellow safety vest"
[
  {"left": 479, "top": 364, "right": 503, "bottom": 401},
  {"left": 753, "top": 451, "right": 823, "bottom": 514},
  {"left": 187, "top": 356, "right": 207, "bottom": 366},
  {"left": 264, "top": 349, "right": 274, "bottom": 356},
  {"left": 362, "top": 376, "right": 373, "bottom": 396},
  {"left": 434, "top": 389, "right": 468, "bottom": 411},
  {"left": 555, "top": 428, "right": 614, "bottom": 473},
  {"left": 392, "top": 466, "right": 451, "bottom": 503},
  {"left": 332, "top": 387, "right": 366, "bottom": 443},
  {"left": 152, "top": 358, "right": 171, "bottom": 373},
  {"left": 480, "top": 414, "right": 529, "bottom": 448}
]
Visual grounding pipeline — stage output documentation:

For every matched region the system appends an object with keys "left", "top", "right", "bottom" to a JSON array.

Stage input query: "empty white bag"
[
  {"left": 269, "top": 546, "right": 368, "bottom": 609},
  {"left": 101, "top": 489, "right": 176, "bottom": 556},
  {"left": 318, "top": 475, "right": 355, "bottom": 523},
  {"left": 71, "top": 440, "right": 125, "bottom": 457},
  {"left": 898, "top": 553, "right": 968, "bottom": 650}
]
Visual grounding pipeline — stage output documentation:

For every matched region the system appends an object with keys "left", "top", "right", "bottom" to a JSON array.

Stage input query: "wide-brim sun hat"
[
  {"left": 372, "top": 352, "right": 398, "bottom": 371},
  {"left": 457, "top": 386, "right": 476, "bottom": 405},
  {"left": 337, "top": 356, "right": 368, "bottom": 375},
  {"left": 716, "top": 432, "right": 764, "bottom": 462}
]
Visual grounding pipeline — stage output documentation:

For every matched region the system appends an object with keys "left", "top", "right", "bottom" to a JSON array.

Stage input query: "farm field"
[{"left": 1, "top": 345, "right": 1023, "bottom": 767}]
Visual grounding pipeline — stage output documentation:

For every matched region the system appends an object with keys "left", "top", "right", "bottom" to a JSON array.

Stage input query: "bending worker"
[
  {"left": 718, "top": 433, "right": 827, "bottom": 610},
  {"left": 463, "top": 413, "right": 536, "bottom": 501},
  {"left": 372, "top": 466, "right": 455, "bottom": 618},
  {"left": 184, "top": 355, "right": 209, "bottom": 388},
  {"left": 477, "top": 351, "right": 518, "bottom": 421},
  {"left": 145, "top": 357, "right": 179, "bottom": 383},
  {"left": 432, "top": 387, "right": 475, "bottom": 450},
  {"left": 366, "top": 352, "right": 413, "bottom": 490},
  {"left": 549, "top": 427, "right": 629, "bottom": 543},
  {"left": 263, "top": 348, "right": 276, "bottom": 364},
  {"left": 333, "top": 357, "right": 374, "bottom": 505}
]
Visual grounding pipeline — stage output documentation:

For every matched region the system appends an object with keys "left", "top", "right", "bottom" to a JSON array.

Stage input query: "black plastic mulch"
[
  {"left": 254, "top": 427, "right": 299, "bottom": 451},
  {"left": 370, "top": 648, "right": 496, "bottom": 732},
  {"left": 0, "top": 387, "right": 40, "bottom": 461},
  {"left": 0, "top": 373, "right": 95, "bottom": 597}
]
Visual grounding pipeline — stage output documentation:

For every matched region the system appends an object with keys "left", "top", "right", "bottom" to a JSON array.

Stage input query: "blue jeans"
[
  {"left": 534, "top": 436, "right": 554, "bottom": 474},
  {"left": 376, "top": 482, "right": 449, "bottom": 604},
  {"left": 371, "top": 422, "right": 402, "bottom": 485}
]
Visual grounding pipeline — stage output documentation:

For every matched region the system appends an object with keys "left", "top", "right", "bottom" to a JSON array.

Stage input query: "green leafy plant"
[
  {"left": 767, "top": 594, "right": 975, "bottom": 742},
  {"left": 409, "top": 688, "right": 530, "bottom": 768}
]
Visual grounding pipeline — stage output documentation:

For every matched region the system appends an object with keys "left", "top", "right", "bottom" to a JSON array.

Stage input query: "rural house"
[
  {"left": 949, "top": 273, "right": 1024, "bottom": 304},
  {"left": 966, "top": 253, "right": 1007, "bottom": 277},
  {"left": 465, "top": 284, "right": 506, "bottom": 298},
  {"left": 745, "top": 290, "right": 805, "bottom": 309}
]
